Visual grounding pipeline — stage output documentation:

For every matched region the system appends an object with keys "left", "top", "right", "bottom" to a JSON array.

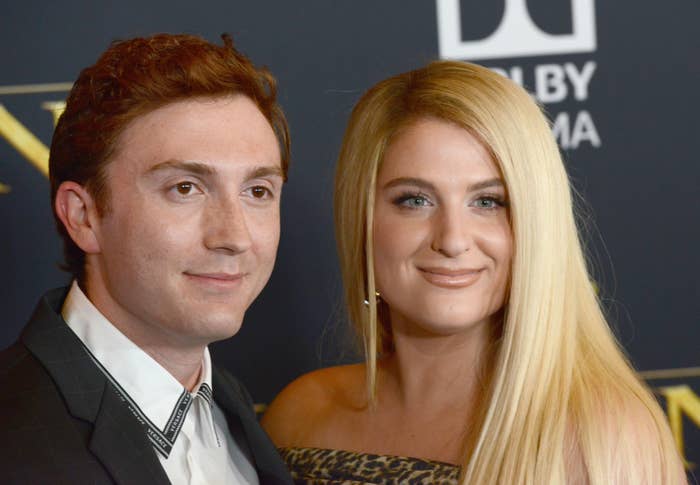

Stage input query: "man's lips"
[
  {"left": 183, "top": 272, "right": 248, "bottom": 285},
  {"left": 417, "top": 266, "right": 484, "bottom": 288}
]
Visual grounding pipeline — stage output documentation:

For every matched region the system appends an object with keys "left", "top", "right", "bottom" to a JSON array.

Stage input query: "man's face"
[{"left": 86, "top": 96, "right": 283, "bottom": 350}]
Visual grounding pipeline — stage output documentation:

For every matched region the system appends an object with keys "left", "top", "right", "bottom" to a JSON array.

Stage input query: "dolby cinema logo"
[
  {"left": 435, "top": 0, "right": 600, "bottom": 150},
  {"left": 436, "top": 0, "right": 596, "bottom": 60}
]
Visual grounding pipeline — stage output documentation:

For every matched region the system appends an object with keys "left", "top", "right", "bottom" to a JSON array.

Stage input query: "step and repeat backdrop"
[{"left": 2, "top": 0, "right": 698, "bottom": 467}]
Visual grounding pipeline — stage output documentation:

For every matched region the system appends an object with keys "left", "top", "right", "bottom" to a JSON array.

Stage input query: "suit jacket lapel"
[
  {"left": 21, "top": 288, "right": 169, "bottom": 485},
  {"left": 213, "top": 367, "right": 293, "bottom": 485},
  {"left": 89, "top": 384, "right": 170, "bottom": 485}
]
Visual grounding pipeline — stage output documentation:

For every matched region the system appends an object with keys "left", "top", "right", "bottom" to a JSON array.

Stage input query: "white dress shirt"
[{"left": 61, "top": 281, "right": 259, "bottom": 485}]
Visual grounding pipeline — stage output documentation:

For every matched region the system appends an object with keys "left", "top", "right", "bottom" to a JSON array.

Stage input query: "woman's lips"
[{"left": 417, "top": 266, "right": 484, "bottom": 288}]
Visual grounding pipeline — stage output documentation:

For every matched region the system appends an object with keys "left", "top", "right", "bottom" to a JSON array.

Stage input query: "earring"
[{"left": 363, "top": 291, "right": 381, "bottom": 307}]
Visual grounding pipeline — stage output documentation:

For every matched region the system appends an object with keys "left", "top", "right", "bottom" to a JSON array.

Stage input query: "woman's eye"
[
  {"left": 394, "top": 193, "right": 432, "bottom": 209},
  {"left": 472, "top": 196, "right": 504, "bottom": 209},
  {"left": 405, "top": 197, "right": 429, "bottom": 207}
]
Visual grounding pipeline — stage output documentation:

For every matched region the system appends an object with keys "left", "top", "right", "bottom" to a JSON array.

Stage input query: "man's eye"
[
  {"left": 169, "top": 181, "right": 202, "bottom": 198},
  {"left": 174, "top": 182, "right": 195, "bottom": 195},
  {"left": 249, "top": 186, "right": 272, "bottom": 199}
]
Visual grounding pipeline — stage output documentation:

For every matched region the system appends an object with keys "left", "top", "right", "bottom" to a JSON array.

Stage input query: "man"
[{"left": 0, "top": 34, "right": 293, "bottom": 484}]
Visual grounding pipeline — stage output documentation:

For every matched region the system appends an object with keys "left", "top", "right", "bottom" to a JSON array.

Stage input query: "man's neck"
[
  {"left": 135, "top": 343, "right": 205, "bottom": 392},
  {"left": 79, "top": 279, "right": 208, "bottom": 391}
]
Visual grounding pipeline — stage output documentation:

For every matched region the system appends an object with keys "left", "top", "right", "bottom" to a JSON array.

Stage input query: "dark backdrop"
[{"left": 1, "top": 0, "right": 698, "bottom": 468}]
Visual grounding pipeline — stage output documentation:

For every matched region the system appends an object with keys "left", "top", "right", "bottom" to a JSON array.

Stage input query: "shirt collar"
[{"left": 61, "top": 280, "right": 214, "bottom": 457}]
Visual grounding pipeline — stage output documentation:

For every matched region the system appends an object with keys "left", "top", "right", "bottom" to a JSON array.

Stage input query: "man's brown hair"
[{"left": 49, "top": 33, "right": 290, "bottom": 284}]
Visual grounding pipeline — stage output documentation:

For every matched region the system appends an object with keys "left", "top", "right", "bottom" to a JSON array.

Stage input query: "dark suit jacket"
[{"left": 0, "top": 288, "right": 293, "bottom": 485}]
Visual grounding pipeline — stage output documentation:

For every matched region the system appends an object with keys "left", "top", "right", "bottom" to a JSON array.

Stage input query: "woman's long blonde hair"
[{"left": 334, "top": 61, "right": 685, "bottom": 484}]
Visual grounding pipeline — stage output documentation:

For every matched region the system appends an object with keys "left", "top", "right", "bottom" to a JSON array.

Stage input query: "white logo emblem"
[{"left": 436, "top": 0, "right": 597, "bottom": 61}]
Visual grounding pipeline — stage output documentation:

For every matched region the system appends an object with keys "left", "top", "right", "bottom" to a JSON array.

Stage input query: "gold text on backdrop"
[{"left": 0, "top": 83, "right": 69, "bottom": 193}]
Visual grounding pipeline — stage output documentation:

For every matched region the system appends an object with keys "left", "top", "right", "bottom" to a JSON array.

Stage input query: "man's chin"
[
  {"left": 196, "top": 315, "right": 245, "bottom": 344},
  {"left": 170, "top": 301, "right": 249, "bottom": 345}
]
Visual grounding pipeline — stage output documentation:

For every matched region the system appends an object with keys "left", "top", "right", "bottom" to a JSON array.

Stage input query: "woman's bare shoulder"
[{"left": 260, "top": 363, "right": 367, "bottom": 447}]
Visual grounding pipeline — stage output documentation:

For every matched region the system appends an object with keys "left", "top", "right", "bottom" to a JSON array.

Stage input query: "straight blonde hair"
[{"left": 334, "top": 61, "right": 685, "bottom": 484}]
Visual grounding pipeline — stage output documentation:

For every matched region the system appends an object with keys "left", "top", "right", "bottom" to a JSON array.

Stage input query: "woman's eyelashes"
[
  {"left": 392, "top": 191, "right": 433, "bottom": 209},
  {"left": 470, "top": 193, "right": 508, "bottom": 210},
  {"left": 390, "top": 190, "right": 508, "bottom": 211}
]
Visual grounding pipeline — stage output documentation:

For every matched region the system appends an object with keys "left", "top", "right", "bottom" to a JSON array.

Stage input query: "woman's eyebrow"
[
  {"left": 468, "top": 178, "right": 504, "bottom": 191},
  {"left": 382, "top": 177, "right": 436, "bottom": 191},
  {"left": 382, "top": 177, "right": 504, "bottom": 192}
]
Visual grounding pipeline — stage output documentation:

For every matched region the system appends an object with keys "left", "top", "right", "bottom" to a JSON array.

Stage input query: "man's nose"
[
  {"left": 203, "top": 197, "right": 253, "bottom": 254},
  {"left": 430, "top": 206, "right": 472, "bottom": 257}
]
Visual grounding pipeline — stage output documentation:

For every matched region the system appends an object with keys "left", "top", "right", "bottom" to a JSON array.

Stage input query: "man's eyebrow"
[
  {"left": 245, "top": 165, "right": 284, "bottom": 181},
  {"left": 146, "top": 160, "right": 217, "bottom": 176}
]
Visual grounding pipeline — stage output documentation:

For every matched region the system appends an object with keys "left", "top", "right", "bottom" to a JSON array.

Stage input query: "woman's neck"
[{"left": 379, "top": 314, "right": 498, "bottom": 414}]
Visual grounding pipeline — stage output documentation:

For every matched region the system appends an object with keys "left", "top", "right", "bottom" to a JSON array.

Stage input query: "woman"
[{"left": 262, "top": 61, "right": 687, "bottom": 484}]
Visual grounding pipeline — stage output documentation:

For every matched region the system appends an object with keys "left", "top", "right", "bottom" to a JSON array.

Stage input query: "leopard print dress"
[{"left": 279, "top": 447, "right": 461, "bottom": 484}]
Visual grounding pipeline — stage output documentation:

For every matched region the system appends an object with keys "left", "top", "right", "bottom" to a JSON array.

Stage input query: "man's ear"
[{"left": 54, "top": 181, "right": 102, "bottom": 254}]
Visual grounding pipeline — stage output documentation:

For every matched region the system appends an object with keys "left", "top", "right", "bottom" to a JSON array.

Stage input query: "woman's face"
[{"left": 373, "top": 118, "right": 512, "bottom": 337}]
